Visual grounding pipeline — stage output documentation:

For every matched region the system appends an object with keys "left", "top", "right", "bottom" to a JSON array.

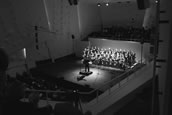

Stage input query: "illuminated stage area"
[
  {"left": 31, "top": 39, "right": 151, "bottom": 93},
  {"left": 31, "top": 56, "right": 125, "bottom": 92}
]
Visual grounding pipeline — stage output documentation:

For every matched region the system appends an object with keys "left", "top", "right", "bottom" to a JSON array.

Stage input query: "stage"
[{"left": 31, "top": 56, "right": 124, "bottom": 92}]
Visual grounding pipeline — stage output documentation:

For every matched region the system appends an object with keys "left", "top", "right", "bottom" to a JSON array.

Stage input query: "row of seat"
[
  {"left": 14, "top": 72, "right": 95, "bottom": 102},
  {"left": 88, "top": 26, "right": 151, "bottom": 42}
]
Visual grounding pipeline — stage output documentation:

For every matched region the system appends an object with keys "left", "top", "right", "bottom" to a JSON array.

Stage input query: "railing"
[
  {"left": 78, "top": 61, "right": 145, "bottom": 101},
  {"left": 24, "top": 61, "right": 146, "bottom": 104}
]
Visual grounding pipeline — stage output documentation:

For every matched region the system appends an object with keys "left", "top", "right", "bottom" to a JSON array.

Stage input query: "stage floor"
[{"left": 31, "top": 56, "right": 124, "bottom": 92}]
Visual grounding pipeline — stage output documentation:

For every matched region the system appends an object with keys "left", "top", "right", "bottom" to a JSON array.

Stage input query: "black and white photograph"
[{"left": 0, "top": 0, "right": 171, "bottom": 115}]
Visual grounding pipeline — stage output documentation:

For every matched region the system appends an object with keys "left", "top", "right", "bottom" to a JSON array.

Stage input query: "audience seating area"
[
  {"left": 87, "top": 26, "right": 152, "bottom": 42},
  {"left": 1, "top": 78, "right": 85, "bottom": 115},
  {"left": 14, "top": 72, "right": 97, "bottom": 102},
  {"left": 1, "top": 60, "right": 146, "bottom": 115}
]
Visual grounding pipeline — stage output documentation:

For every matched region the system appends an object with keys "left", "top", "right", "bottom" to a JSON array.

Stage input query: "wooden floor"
[{"left": 31, "top": 55, "right": 124, "bottom": 92}]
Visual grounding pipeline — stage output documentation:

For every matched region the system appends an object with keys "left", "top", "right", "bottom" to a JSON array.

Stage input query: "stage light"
[
  {"left": 105, "top": 3, "right": 109, "bottom": 6},
  {"left": 155, "top": 0, "right": 158, "bottom": 3},
  {"left": 23, "top": 48, "right": 27, "bottom": 58},
  {"left": 97, "top": 3, "right": 101, "bottom": 7}
]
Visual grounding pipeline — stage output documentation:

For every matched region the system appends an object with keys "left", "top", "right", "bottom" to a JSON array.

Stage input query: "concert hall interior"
[{"left": 0, "top": 0, "right": 171, "bottom": 115}]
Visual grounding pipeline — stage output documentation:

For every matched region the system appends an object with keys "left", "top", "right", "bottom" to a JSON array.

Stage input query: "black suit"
[{"left": 83, "top": 59, "right": 90, "bottom": 72}]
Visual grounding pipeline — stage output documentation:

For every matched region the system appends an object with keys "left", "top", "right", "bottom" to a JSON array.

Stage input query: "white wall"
[
  {"left": 37, "top": 0, "right": 80, "bottom": 60},
  {"left": 0, "top": 0, "right": 80, "bottom": 76},
  {"left": 100, "top": 2, "right": 145, "bottom": 27},
  {"left": 78, "top": 1, "right": 102, "bottom": 39},
  {"left": 77, "top": 1, "right": 146, "bottom": 40},
  {"left": 143, "top": 1, "right": 157, "bottom": 29},
  {"left": 75, "top": 39, "right": 90, "bottom": 57}
]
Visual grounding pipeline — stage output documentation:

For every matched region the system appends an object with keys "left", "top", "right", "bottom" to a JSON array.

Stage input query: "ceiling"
[
  {"left": 80, "top": 0, "right": 137, "bottom": 4},
  {"left": 80, "top": 0, "right": 156, "bottom": 4}
]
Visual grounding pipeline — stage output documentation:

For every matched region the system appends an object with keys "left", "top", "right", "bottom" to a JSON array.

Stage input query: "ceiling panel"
[
  {"left": 80, "top": 0, "right": 136, "bottom": 4},
  {"left": 80, "top": 0, "right": 157, "bottom": 4}
]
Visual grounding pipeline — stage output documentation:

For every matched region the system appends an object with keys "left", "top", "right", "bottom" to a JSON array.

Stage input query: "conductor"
[{"left": 83, "top": 57, "right": 90, "bottom": 73}]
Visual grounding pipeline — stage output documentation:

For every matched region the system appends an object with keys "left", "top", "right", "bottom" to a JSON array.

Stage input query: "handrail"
[
  {"left": 78, "top": 61, "right": 143, "bottom": 95},
  {"left": 25, "top": 68, "right": 126, "bottom": 95},
  {"left": 23, "top": 60, "right": 150, "bottom": 115},
  {"left": 78, "top": 69, "right": 130, "bottom": 95},
  {"left": 25, "top": 89, "right": 66, "bottom": 93}
]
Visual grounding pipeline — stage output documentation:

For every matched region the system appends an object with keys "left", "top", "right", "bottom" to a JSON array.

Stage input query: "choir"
[{"left": 82, "top": 46, "right": 136, "bottom": 70}]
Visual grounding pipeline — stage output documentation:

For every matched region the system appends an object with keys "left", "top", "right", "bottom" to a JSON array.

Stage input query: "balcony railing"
[{"left": 24, "top": 60, "right": 146, "bottom": 104}]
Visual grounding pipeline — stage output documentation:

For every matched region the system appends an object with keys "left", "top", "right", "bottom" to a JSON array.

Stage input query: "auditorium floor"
[{"left": 31, "top": 55, "right": 124, "bottom": 92}]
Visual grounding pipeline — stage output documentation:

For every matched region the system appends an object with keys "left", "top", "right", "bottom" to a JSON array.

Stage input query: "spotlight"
[
  {"left": 23, "top": 48, "right": 26, "bottom": 58},
  {"left": 155, "top": 0, "right": 158, "bottom": 3},
  {"left": 105, "top": 3, "right": 109, "bottom": 6},
  {"left": 97, "top": 3, "right": 101, "bottom": 7}
]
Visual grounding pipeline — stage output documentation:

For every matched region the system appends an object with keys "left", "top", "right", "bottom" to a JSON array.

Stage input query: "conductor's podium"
[{"left": 79, "top": 71, "right": 93, "bottom": 76}]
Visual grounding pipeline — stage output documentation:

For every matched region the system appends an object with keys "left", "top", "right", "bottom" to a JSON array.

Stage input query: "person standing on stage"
[
  {"left": 83, "top": 47, "right": 91, "bottom": 72},
  {"left": 83, "top": 57, "right": 90, "bottom": 72}
]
